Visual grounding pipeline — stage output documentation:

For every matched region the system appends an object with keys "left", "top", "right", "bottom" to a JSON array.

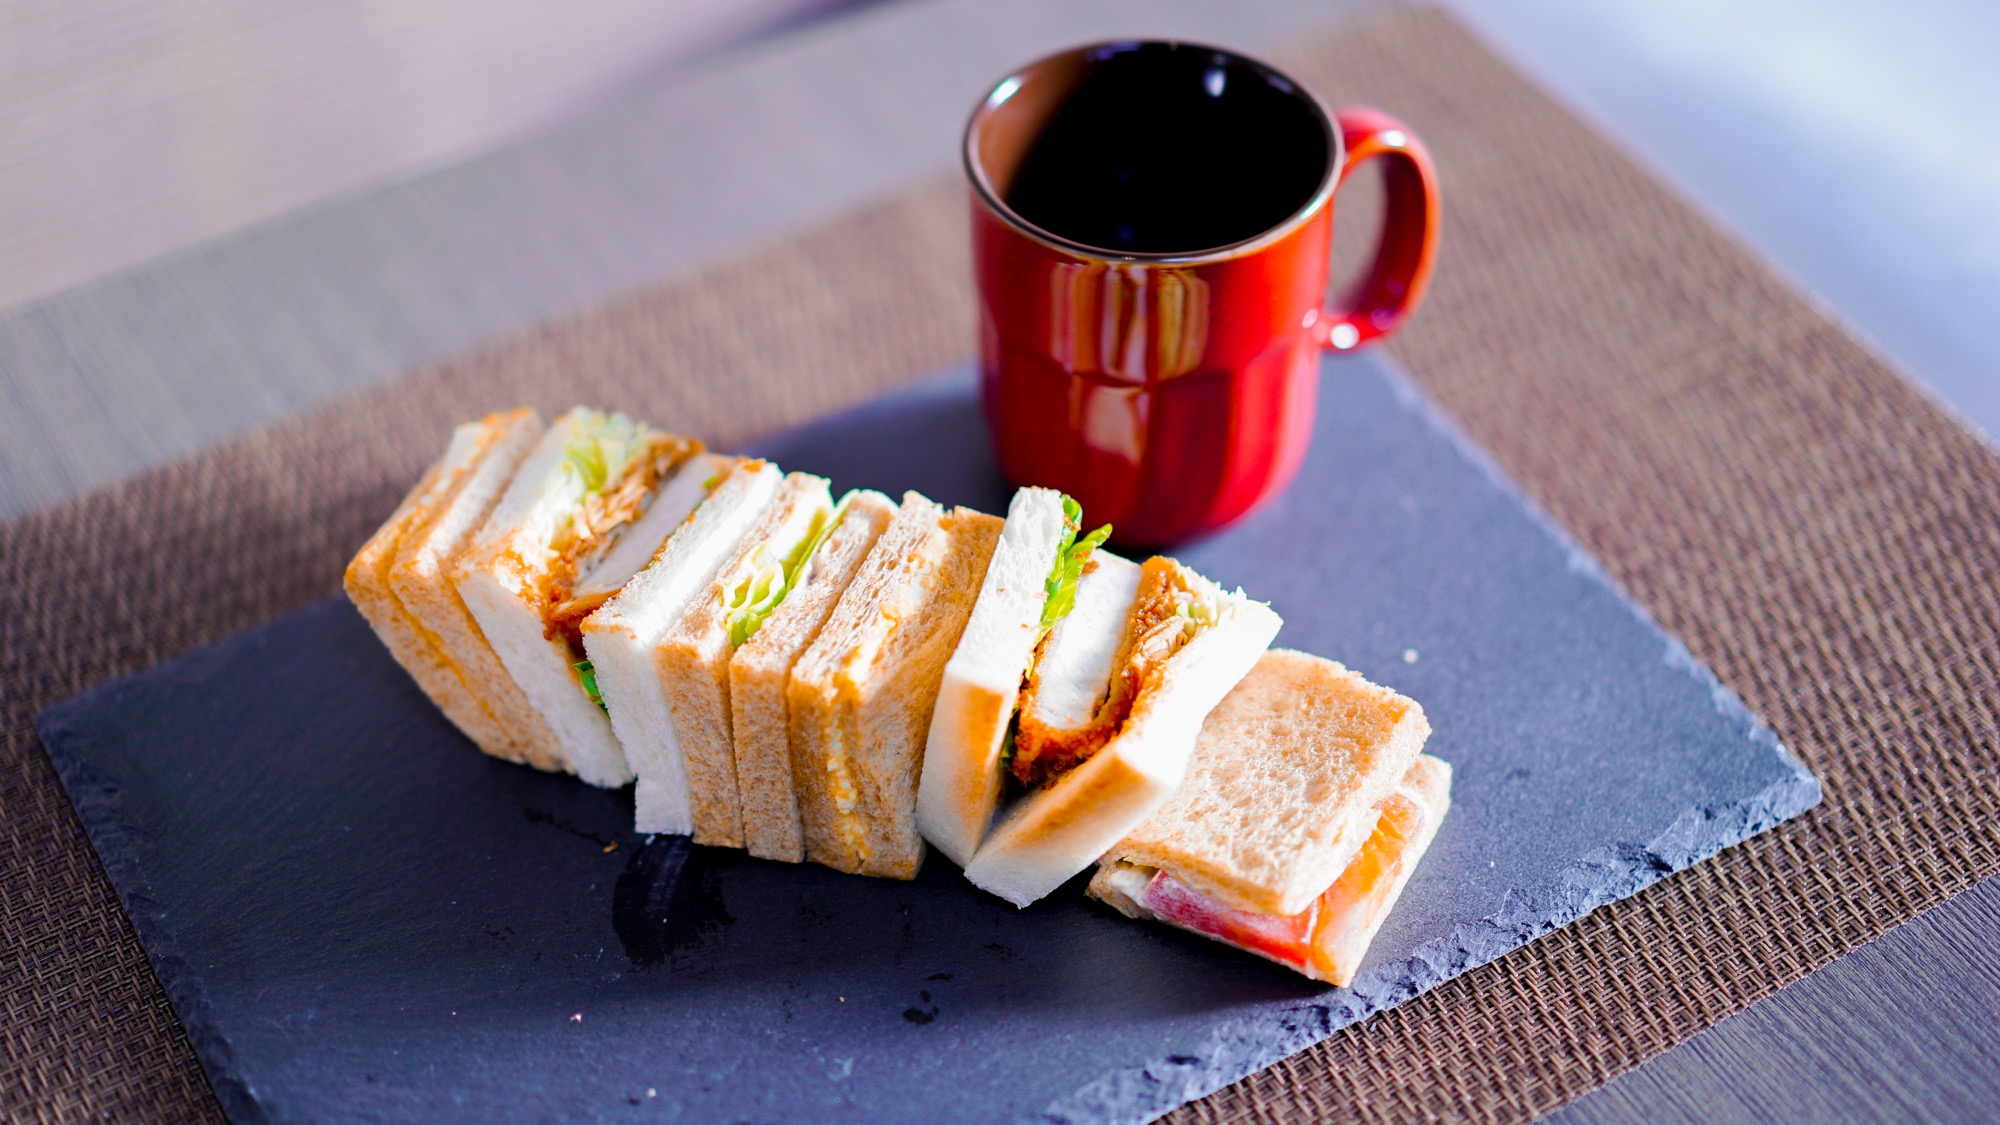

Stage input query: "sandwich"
[
  {"left": 728, "top": 490, "right": 900, "bottom": 862},
  {"left": 580, "top": 458, "right": 783, "bottom": 831},
  {"left": 453, "top": 408, "right": 711, "bottom": 787},
  {"left": 787, "top": 491, "right": 1005, "bottom": 879},
  {"left": 1087, "top": 650, "right": 1449, "bottom": 985},
  {"left": 354, "top": 413, "right": 1448, "bottom": 983},
  {"left": 920, "top": 489, "right": 1282, "bottom": 906},
  {"left": 653, "top": 472, "right": 848, "bottom": 847},
  {"left": 346, "top": 409, "right": 552, "bottom": 763}
]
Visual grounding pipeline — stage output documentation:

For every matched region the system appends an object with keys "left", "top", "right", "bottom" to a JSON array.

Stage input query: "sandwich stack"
[{"left": 346, "top": 405, "right": 1452, "bottom": 985}]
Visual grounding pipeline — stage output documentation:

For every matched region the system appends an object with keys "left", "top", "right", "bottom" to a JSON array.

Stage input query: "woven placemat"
[{"left": 4, "top": 6, "right": 1997, "bottom": 1121}]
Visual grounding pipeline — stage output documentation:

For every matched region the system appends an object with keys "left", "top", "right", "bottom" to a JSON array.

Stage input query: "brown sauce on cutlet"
[
  {"left": 539, "top": 436, "right": 704, "bottom": 646},
  {"left": 1009, "top": 556, "right": 1205, "bottom": 787}
]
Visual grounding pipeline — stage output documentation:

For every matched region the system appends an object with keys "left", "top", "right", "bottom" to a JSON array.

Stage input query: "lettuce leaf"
[
  {"left": 721, "top": 492, "right": 850, "bottom": 648},
  {"left": 560, "top": 411, "right": 652, "bottom": 498},
  {"left": 575, "top": 659, "right": 609, "bottom": 714},
  {"left": 1037, "top": 494, "right": 1112, "bottom": 643},
  {"left": 997, "top": 712, "right": 1020, "bottom": 773}
]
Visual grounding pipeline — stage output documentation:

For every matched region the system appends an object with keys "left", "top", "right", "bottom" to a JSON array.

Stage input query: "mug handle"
[{"left": 1313, "top": 107, "right": 1441, "bottom": 351}]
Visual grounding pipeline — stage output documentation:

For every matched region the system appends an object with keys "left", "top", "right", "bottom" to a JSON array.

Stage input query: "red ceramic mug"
[{"left": 966, "top": 40, "right": 1440, "bottom": 545}]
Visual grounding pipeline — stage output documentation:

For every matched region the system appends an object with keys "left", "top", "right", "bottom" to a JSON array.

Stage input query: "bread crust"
[
  {"left": 1086, "top": 754, "right": 1452, "bottom": 985},
  {"left": 731, "top": 491, "right": 897, "bottom": 862},
  {"left": 345, "top": 410, "right": 541, "bottom": 759},
  {"left": 789, "top": 494, "right": 1003, "bottom": 879},
  {"left": 580, "top": 459, "right": 781, "bottom": 815},
  {"left": 659, "top": 473, "right": 832, "bottom": 848},
  {"left": 385, "top": 409, "right": 562, "bottom": 769},
  {"left": 1309, "top": 753, "right": 1451, "bottom": 984},
  {"left": 916, "top": 487, "right": 1070, "bottom": 867},
  {"left": 1106, "top": 649, "right": 1431, "bottom": 916}
]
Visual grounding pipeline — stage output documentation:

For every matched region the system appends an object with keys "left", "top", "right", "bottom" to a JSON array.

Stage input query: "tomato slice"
[
  {"left": 1135, "top": 784, "right": 1438, "bottom": 984},
  {"left": 1308, "top": 792, "right": 1424, "bottom": 983},
  {"left": 1140, "top": 871, "right": 1318, "bottom": 970}
]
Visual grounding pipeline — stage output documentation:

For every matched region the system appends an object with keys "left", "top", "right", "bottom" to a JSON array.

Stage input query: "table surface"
[{"left": 3, "top": 0, "right": 1996, "bottom": 1120}]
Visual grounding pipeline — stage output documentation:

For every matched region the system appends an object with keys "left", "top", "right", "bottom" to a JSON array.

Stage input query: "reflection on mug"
[
  {"left": 1047, "top": 262, "right": 1209, "bottom": 384},
  {"left": 1072, "top": 381, "right": 1149, "bottom": 465}
]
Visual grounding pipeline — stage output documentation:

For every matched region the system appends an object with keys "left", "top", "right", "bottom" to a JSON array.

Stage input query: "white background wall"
[{"left": 0, "top": 0, "right": 855, "bottom": 312}]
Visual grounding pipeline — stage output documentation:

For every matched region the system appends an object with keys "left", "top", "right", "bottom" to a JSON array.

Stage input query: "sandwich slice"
[
  {"left": 454, "top": 408, "right": 708, "bottom": 787},
  {"left": 654, "top": 472, "right": 840, "bottom": 847},
  {"left": 788, "top": 491, "right": 1004, "bottom": 879},
  {"left": 729, "top": 490, "right": 899, "bottom": 862},
  {"left": 581, "top": 458, "right": 783, "bottom": 833},
  {"left": 345, "top": 408, "right": 547, "bottom": 762},
  {"left": 927, "top": 494, "right": 1282, "bottom": 906},
  {"left": 1087, "top": 649, "right": 1448, "bottom": 985},
  {"left": 915, "top": 487, "right": 1084, "bottom": 866}
]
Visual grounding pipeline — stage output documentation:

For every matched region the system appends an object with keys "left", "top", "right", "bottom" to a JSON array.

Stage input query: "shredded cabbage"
[
  {"left": 720, "top": 491, "right": 849, "bottom": 647},
  {"left": 559, "top": 411, "right": 653, "bottom": 500},
  {"left": 1174, "top": 585, "right": 1224, "bottom": 638},
  {"left": 1037, "top": 494, "right": 1113, "bottom": 643}
]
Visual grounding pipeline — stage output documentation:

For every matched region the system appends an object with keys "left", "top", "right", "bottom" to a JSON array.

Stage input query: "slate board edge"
[
  {"left": 1025, "top": 360, "right": 1825, "bottom": 1125},
  {"left": 38, "top": 658, "right": 272, "bottom": 1125},
  {"left": 1371, "top": 358, "right": 1817, "bottom": 789}
]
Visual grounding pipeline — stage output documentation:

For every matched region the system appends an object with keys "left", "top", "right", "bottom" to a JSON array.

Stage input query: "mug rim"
[{"left": 962, "top": 39, "right": 1343, "bottom": 265}]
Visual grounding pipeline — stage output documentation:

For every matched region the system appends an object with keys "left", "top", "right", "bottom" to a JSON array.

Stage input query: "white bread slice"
[
  {"left": 657, "top": 472, "right": 835, "bottom": 847},
  {"left": 1108, "top": 649, "right": 1431, "bottom": 916},
  {"left": 1087, "top": 753, "right": 1451, "bottom": 986},
  {"left": 454, "top": 410, "right": 697, "bottom": 787},
  {"left": 581, "top": 459, "right": 782, "bottom": 831},
  {"left": 383, "top": 410, "right": 564, "bottom": 770},
  {"left": 731, "top": 491, "right": 897, "bottom": 862},
  {"left": 563, "top": 452, "right": 730, "bottom": 610},
  {"left": 788, "top": 493, "right": 1003, "bottom": 879},
  {"left": 1024, "top": 551, "right": 1144, "bottom": 732},
  {"left": 961, "top": 574, "right": 1281, "bottom": 907},
  {"left": 916, "top": 487, "right": 1071, "bottom": 866},
  {"left": 345, "top": 410, "right": 541, "bottom": 758}
]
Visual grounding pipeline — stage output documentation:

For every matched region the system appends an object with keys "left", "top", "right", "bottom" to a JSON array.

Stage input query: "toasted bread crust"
[{"left": 346, "top": 456, "right": 509, "bottom": 753}]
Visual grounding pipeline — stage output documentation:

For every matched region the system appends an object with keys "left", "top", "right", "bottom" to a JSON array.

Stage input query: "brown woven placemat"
[{"left": 4, "top": 6, "right": 1997, "bottom": 1121}]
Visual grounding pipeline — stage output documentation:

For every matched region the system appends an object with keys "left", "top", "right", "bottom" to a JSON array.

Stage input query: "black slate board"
[{"left": 39, "top": 353, "right": 1820, "bottom": 1125}]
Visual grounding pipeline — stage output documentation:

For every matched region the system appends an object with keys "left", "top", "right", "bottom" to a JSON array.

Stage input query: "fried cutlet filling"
[
  {"left": 1010, "top": 556, "right": 1222, "bottom": 786},
  {"left": 540, "top": 435, "right": 703, "bottom": 647}
]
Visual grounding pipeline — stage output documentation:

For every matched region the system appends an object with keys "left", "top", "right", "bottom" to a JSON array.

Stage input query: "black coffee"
[{"left": 1003, "top": 43, "right": 1330, "bottom": 255}]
